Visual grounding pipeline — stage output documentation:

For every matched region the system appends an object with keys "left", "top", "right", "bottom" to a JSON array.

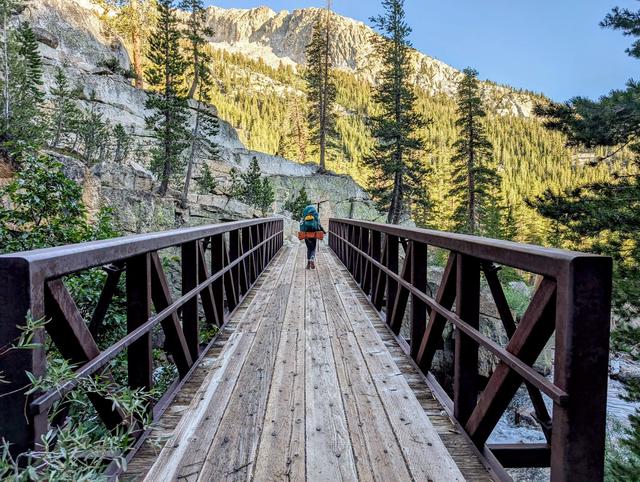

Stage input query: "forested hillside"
[{"left": 204, "top": 47, "right": 620, "bottom": 243}]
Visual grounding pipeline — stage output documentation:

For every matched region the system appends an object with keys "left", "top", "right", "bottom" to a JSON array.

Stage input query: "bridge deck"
[{"left": 125, "top": 244, "right": 493, "bottom": 481}]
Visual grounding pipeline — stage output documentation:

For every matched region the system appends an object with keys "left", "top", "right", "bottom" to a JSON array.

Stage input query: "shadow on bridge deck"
[{"left": 124, "top": 244, "right": 493, "bottom": 481}]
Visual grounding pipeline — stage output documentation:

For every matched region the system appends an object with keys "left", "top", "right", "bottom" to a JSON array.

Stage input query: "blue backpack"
[{"left": 300, "top": 205, "right": 320, "bottom": 232}]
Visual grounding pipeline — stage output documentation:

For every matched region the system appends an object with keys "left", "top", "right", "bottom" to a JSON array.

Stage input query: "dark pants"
[{"left": 305, "top": 238, "right": 317, "bottom": 261}]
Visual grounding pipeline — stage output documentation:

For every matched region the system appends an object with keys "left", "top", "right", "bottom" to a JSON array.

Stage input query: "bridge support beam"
[
  {"left": 550, "top": 257, "right": 612, "bottom": 482},
  {"left": 0, "top": 260, "right": 47, "bottom": 456}
]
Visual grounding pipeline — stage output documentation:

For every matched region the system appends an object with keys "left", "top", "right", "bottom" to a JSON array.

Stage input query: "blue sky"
[{"left": 205, "top": 0, "right": 640, "bottom": 101}]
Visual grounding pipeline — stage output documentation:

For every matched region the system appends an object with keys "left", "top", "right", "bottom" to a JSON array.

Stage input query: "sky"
[{"left": 205, "top": 0, "right": 640, "bottom": 102}]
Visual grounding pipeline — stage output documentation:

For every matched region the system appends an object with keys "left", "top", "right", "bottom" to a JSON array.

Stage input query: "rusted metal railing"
[
  {"left": 329, "top": 218, "right": 612, "bottom": 482},
  {"left": 0, "top": 218, "right": 284, "bottom": 461}
]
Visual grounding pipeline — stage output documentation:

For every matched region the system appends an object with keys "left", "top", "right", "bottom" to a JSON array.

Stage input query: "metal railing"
[
  {"left": 0, "top": 218, "right": 284, "bottom": 463},
  {"left": 329, "top": 218, "right": 612, "bottom": 482}
]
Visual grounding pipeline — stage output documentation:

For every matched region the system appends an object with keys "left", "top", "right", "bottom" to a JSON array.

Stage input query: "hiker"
[{"left": 299, "top": 204, "right": 326, "bottom": 270}]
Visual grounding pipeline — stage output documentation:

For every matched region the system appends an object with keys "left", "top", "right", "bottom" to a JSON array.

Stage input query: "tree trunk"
[
  {"left": 182, "top": 101, "right": 202, "bottom": 208},
  {"left": 132, "top": 29, "right": 143, "bottom": 89}
]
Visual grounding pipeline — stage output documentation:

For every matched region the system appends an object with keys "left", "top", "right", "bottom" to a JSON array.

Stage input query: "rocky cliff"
[
  {"left": 203, "top": 5, "right": 538, "bottom": 116},
  {"left": 22, "top": 0, "right": 381, "bottom": 238}
]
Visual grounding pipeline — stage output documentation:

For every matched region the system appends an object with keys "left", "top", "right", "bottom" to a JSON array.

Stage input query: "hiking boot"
[
  {"left": 310, "top": 260, "right": 316, "bottom": 270},
  {"left": 306, "top": 261, "right": 311, "bottom": 270}
]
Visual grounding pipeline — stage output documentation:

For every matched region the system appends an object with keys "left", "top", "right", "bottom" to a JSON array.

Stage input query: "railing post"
[
  {"left": 454, "top": 253, "right": 480, "bottom": 425},
  {"left": 385, "top": 235, "right": 399, "bottom": 326},
  {"left": 182, "top": 242, "right": 200, "bottom": 360},
  {"left": 211, "top": 234, "right": 225, "bottom": 325},
  {"left": 0, "top": 260, "right": 46, "bottom": 455},
  {"left": 229, "top": 230, "right": 241, "bottom": 302},
  {"left": 370, "top": 230, "right": 381, "bottom": 302},
  {"left": 550, "top": 257, "right": 612, "bottom": 481},
  {"left": 362, "top": 228, "right": 371, "bottom": 295},
  {"left": 410, "top": 242, "right": 428, "bottom": 359},
  {"left": 127, "top": 253, "right": 153, "bottom": 395}
]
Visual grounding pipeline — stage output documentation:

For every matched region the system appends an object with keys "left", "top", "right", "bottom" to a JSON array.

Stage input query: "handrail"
[
  {"left": 330, "top": 230, "right": 568, "bottom": 404},
  {"left": 0, "top": 217, "right": 285, "bottom": 462},
  {"left": 29, "top": 229, "right": 281, "bottom": 415},
  {"left": 0, "top": 217, "right": 281, "bottom": 279},
  {"left": 328, "top": 218, "right": 612, "bottom": 482}
]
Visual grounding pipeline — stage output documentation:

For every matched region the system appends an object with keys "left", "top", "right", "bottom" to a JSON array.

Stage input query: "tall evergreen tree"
[
  {"left": 0, "top": 13, "right": 45, "bottom": 160},
  {"left": 145, "top": 0, "right": 189, "bottom": 196},
  {"left": 95, "top": 0, "right": 157, "bottom": 88},
  {"left": 451, "top": 67, "right": 501, "bottom": 235},
  {"left": 47, "top": 67, "right": 81, "bottom": 149},
  {"left": 304, "top": 1, "right": 336, "bottom": 172},
  {"left": 180, "top": 0, "right": 213, "bottom": 99},
  {"left": 179, "top": 0, "right": 219, "bottom": 208},
  {"left": 365, "top": 0, "right": 428, "bottom": 224}
]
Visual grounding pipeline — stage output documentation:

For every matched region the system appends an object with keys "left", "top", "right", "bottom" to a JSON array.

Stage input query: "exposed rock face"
[
  {"left": 203, "top": 5, "right": 537, "bottom": 116},
  {"left": 23, "top": 0, "right": 381, "bottom": 237}
]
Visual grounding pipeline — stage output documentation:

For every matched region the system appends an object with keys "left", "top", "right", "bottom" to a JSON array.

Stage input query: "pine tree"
[
  {"left": 196, "top": 163, "right": 217, "bottom": 194},
  {"left": 113, "top": 123, "right": 133, "bottom": 162},
  {"left": 95, "top": 0, "right": 157, "bottom": 88},
  {"left": 304, "top": 1, "right": 337, "bottom": 171},
  {"left": 365, "top": 0, "right": 428, "bottom": 224},
  {"left": 78, "top": 102, "right": 110, "bottom": 165},
  {"left": 283, "top": 185, "right": 311, "bottom": 218},
  {"left": 451, "top": 68, "right": 501, "bottom": 235},
  {"left": 180, "top": 0, "right": 213, "bottom": 99},
  {"left": 145, "top": 0, "right": 189, "bottom": 196},
  {"left": 180, "top": 0, "right": 220, "bottom": 208},
  {"left": 47, "top": 67, "right": 81, "bottom": 149},
  {"left": 258, "top": 177, "right": 275, "bottom": 215},
  {"left": 240, "top": 156, "right": 264, "bottom": 207},
  {"left": 0, "top": 16, "right": 45, "bottom": 160}
]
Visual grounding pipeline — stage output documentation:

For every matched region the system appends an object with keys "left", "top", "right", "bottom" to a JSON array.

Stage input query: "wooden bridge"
[{"left": 0, "top": 218, "right": 613, "bottom": 481}]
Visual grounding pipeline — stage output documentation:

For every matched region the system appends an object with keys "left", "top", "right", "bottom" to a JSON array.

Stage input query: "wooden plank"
[
  {"left": 324, "top": 251, "right": 465, "bottom": 481},
  {"left": 304, "top": 256, "right": 358, "bottom": 482},
  {"left": 142, "top": 332, "right": 255, "bottom": 482},
  {"left": 317, "top": 252, "right": 413, "bottom": 481},
  {"left": 196, "top": 247, "right": 297, "bottom": 481},
  {"left": 253, "top": 247, "right": 306, "bottom": 482}
]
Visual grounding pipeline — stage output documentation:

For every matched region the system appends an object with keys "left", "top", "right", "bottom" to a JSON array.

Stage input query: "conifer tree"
[
  {"left": 0, "top": 13, "right": 45, "bottom": 160},
  {"left": 196, "top": 163, "right": 217, "bottom": 194},
  {"left": 283, "top": 185, "right": 311, "bottom": 218},
  {"left": 95, "top": 0, "right": 157, "bottom": 88},
  {"left": 365, "top": 0, "right": 428, "bottom": 224},
  {"left": 179, "top": 0, "right": 219, "bottom": 208},
  {"left": 180, "top": 0, "right": 213, "bottom": 99},
  {"left": 145, "top": 0, "right": 189, "bottom": 196},
  {"left": 47, "top": 67, "right": 81, "bottom": 149},
  {"left": 451, "top": 67, "right": 501, "bottom": 235},
  {"left": 304, "top": 1, "right": 336, "bottom": 171}
]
